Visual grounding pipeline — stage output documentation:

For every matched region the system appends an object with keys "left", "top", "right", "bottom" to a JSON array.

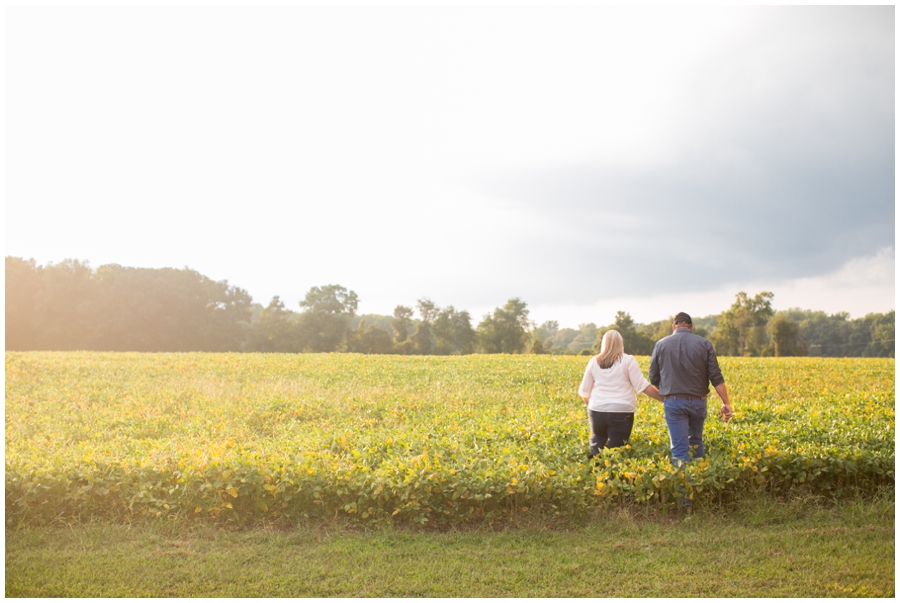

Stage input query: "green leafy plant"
[{"left": 5, "top": 353, "right": 894, "bottom": 525}]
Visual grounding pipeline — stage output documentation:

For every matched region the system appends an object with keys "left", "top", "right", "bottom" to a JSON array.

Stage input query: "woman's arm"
[
  {"left": 625, "top": 355, "right": 654, "bottom": 394},
  {"left": 642, "top": 384, "right": 664, "bottom": 402},
  {"left": 578, "top": 358, "right": 596, "bottom": 404}
]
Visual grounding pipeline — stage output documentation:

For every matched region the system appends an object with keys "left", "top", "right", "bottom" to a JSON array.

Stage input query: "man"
[{"left": 649, "top": 312, "right": 732, "bottom": 465}]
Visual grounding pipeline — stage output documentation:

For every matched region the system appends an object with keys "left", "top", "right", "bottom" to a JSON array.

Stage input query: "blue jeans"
[
  {"left": 587, "top": 410, "right": 634, "bottom": 456},
  {"left": 663, "top": 397, "right": 707, "bottom": 464}
]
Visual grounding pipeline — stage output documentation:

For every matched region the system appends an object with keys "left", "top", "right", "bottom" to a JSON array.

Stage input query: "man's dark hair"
[{"left": 673, "top": 312, "right": 692, "bottom": 326}]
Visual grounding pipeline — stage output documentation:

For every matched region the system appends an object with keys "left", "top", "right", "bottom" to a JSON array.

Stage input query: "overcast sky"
[{"left": 6, "top": 4, "right": 895, "bottom": 328}]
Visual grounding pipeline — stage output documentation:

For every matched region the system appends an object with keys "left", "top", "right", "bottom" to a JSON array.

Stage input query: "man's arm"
[
  {"left": 705, "top": 342, "right": 730, "bottom": 421},
  {"left": 714, "top": 382, "right": 732, "bottom": 421},
  {"left": 706, "top": 343, "right": 725, "bottom": 389},
  {"left": 648, "top": 344, "right": 661, "bottom": 388}
]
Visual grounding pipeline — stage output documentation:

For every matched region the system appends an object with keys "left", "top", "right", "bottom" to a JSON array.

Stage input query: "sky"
[{"left": 5, "top": 4, "right": 895, "bottom": 329}]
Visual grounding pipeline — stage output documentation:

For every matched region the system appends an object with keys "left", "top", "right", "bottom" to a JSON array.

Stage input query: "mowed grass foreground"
[
  {"left": 6, "top": 494, "right": 894, "bottom": 597},
  {"left": 5, "top": 353, "right": 894, "bottom": 526}
]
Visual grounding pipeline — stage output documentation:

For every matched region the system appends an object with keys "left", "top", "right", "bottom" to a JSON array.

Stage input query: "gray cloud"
[{"left": 466, "top": 6, "right": 894, "bottom": 305}]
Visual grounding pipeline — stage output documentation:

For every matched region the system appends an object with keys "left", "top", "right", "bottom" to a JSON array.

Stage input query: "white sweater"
[{"left": 578, "top": 354, "right": 651, "bottom": 413}]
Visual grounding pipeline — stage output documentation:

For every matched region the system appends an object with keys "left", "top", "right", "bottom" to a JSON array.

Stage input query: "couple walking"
[{"left": 578, "top": 312, "right": 733, "bottom": 465}]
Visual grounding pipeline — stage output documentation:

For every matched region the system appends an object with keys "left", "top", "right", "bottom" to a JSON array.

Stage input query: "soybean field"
[{"left": 5, "top": 352, "right": 894, "bottom": 526}]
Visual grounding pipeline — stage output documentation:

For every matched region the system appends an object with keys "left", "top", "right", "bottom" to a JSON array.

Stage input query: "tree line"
[
  {"left": 5, "top": 257, "right": 894, "bottom": 357},
  {"left": 549, "top": 291, "right": 894, "bottom": 359}
]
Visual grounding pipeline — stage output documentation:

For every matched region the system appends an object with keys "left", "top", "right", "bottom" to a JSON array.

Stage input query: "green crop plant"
[{"left": 5, "top": 353, "right": 894, "bottom": 526}]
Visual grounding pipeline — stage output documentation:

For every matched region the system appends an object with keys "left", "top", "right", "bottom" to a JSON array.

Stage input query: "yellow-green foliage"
[{"left": 6, "top": 353, "right": 894, "bottom": 525}]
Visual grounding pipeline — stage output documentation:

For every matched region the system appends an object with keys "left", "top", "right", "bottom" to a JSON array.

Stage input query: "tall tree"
[
  {"left": 299, "top": 284, "right": 359, "bottom": 315},
  {"left": 767, "top": 314, "right": 807, "bottom": 357},
  {"left": 5, "top": 257, "right": 42, "bottom": 350},
  {"left": 595, "top": 311, "right": 655, "bottom": 356},
  {"left": 391, "top": 305, "right": 415, "bottom": 354},
  {"left": 477, "top": 298, "right": 532, "bottom": 353},
  {"left": 85, "top": 264, "right": 252, "bottom": 352},
  {"left": 712, "top": 291, "right": 775, "bottom": 356},
  {"left": 250, "top": 296, "right": 301, "bottom": 352},
  {"left": 433, "top": 306, "right": 476, "bottom": 355},
  {"left": 568, "top": 322, "right": 598, "bottom": 354},
  {"left": 346, "top": 320, "right": 394, "bottom": 354},
  {"left": 194, "top": 272, "right": 254, "bottom": 351},
  {"left": 7, "top": 260, "right": 253, "bottom": 352},
  {"left": 532, "top": 320, "right": 558, "bottom": 344},
  {"left": 531, "top": 320, "right": 560, "bottom": 354},
  {"left": 296, "top": 284, "right": 359, "bottom": 352},
  {"left": 32, "top": 259, "right": 95, "bottom": 350},
  {"left": 412, "top": 298, "right": 438, "bottom": 355},
  {"left": 795, "top": 311, "right": 852, "bottom": 356},
  {"left": 546, "top": 327, "right": 579, "bottom": 353},
  {"left": 865, "top": 311, "right": 895, "bottom": 358},
  {"left": 771, "top": 308, "right": 894, "bottom": 358}
]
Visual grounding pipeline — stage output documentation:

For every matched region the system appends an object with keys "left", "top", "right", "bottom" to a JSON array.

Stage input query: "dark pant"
[{"left": 587, "top": 410, "right": 634, "bottom": 456}]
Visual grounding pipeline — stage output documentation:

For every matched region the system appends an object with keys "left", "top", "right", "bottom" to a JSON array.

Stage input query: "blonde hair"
[{"left": 596, "top": 329, "right": 624, "bottom": 369}]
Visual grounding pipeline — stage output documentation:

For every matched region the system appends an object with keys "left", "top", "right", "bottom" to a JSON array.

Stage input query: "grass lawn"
[{"left": 6, "top": 493, "right": 893, "bottom": 597}]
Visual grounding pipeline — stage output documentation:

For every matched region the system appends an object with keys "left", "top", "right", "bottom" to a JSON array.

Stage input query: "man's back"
[
  {"left": 652, "top": 314, "right": 733, "bottom": 467},
  {"left": 649, "top": 328, "right": 724, "bottom": 398}
]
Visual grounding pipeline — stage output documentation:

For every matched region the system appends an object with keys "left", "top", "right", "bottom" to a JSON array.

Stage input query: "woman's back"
[{"left": 579, "top": 354, "right": 651, "bottom": 413}]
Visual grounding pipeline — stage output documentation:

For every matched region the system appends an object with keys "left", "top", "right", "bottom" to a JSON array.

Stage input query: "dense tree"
[
  {"left": 5, "top": 256, "right": 892, "bottom": 358},
  {"left": 411, "top": 298, "right": 439, "bottom": 355},
  {"left": 793, "top": 311, "right": 853, "bottom": 356},
  {"left": 249, "top": 302, "right": 265, "bottom": 323},
  {"left": 546, "top": 327, "right": 579, "bottom": 353},
  {"left": 531, "top": 320, "right": 560, "bottom": 354},
  {"left": 391, "top": 305, "right": 415, "bottom": 354},
  {"left": 712, "top": 291, "right": 775, "bottom": 356},
  {"left": 594, "top": 312, "right": 656, "bottom": 356},
  {"left": 865, "top": 311, "right": 895, "bottom": 358},
  {"left": 81, "top": 264, "right": 239, "bottom": 351},
  {"left": 85, "top": 264, "right": 252, "bottom": 352},
  {"left": 639, "top": 315, "right": 711, "bottom": 342},
  {"left": 767, "top": 314, "right": 807, "bottom": 357},
  {"left": 6, "top": 257, "right": 42, "bottom": 350},
  {"left": 565, "top": 323, "right": 598, "bottom": 354},
  {"left": 352, "top": 314, "right": 394, "bottom": 334},
  {"left": 417, "top": 299, "right": 440, "bottom": 324},
  {"left": 644, "top": 318, "right": 674, "bottom": 342},
  {"left": 6, "top": 258, "right": 252, "bottom": 351},
  {"left": 32, "top": 259, "right": 96, "bottom": 350},
  {"left": 765, "top": 308, "right": 893, "bottom": 358},
  {"left": 535, "top": 320, "right": 559, "bottom": 337},
  {"left": 432, "top": 306, "right": 476, "bottom": 355},
  {"left": 190, "top": 272, "right": 253, "bottom": 351},
  {"left": 347, "top": 320, "right": 394, "bottom": 354},
  {"left": 477, "top": 298, "right": 532, "bottom": 353},
  {"left": 250, "top": 296, "right": 301, "bottom": 352},
  {"left": 296, "top": 284, "right": 359, "bottom": 352},
  {"left": 299, "top": 284, "right": 359, "bottom": 315}
]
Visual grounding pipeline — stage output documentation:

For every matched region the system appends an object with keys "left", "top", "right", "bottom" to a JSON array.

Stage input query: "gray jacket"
[{"left": 649, "top": 327, "right": 725, "bottom": 398}]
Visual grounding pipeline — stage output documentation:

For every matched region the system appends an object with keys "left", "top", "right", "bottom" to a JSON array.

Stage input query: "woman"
[{"left": 578, "top": 329, "right": 663, "bottom": 456}]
